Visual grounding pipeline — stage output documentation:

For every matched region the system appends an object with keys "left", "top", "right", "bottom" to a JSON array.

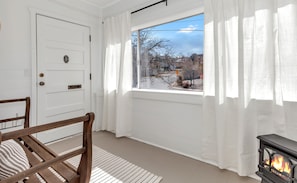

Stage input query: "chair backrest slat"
[{"left": 0, "top": 97, "right": 30, "bottom": 128}]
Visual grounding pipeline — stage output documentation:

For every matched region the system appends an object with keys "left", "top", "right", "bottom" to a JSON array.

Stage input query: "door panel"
[
  {"left": 47, "top": 70, "right": 85, "bottom": 83},
  {"left": 46, "top": 47, "right": 85, "bottom": 65},
  {"left": 36, "top": 15, "right": 91, "bottom": 143}
]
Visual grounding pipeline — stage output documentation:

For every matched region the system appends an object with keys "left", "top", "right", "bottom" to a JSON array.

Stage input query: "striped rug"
[{"left": 66, "top": 145, "right": 163, "bottom": 183}]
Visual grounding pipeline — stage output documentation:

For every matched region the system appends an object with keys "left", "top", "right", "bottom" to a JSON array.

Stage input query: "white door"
[{"left": 36, "top": 15, "right": 91, "bottom": 143}]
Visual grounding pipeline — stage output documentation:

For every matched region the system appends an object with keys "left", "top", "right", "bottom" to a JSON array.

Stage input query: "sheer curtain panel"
[
  {"left": 203, "top": 0, "right": 297, "bottom": 176},
  {"left": 102, "top": 12, "right": 133, "bottom": 137}
]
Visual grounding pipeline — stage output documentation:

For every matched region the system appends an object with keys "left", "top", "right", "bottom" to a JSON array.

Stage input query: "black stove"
[{"left": 257, "top": 134, "right": 297, "bottom": 183}]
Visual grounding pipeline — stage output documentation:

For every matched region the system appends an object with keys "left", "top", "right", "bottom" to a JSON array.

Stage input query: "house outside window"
[{"left": 132, "top": 14, "right": 204, "bottom": 92}]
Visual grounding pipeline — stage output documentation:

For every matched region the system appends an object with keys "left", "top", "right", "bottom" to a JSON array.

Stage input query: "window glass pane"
[{"left": 132, "top": 14, "right": 204, "bottom": 91}]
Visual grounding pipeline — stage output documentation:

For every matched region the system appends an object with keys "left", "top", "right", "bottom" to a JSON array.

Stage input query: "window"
[{"left": 132, "top": 14, "right": 204, "bottom": 92}]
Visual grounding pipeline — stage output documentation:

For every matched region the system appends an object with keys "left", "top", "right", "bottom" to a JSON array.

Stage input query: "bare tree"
[
  {"left": 132, "top": 30, "right": 174, "bottom": 87},
  {"left": 132, "top": 30, "right": 203, "bottom": 90}
]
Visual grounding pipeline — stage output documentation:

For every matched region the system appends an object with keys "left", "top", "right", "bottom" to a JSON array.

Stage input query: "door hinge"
[
  {"left": 89, "top": 35, "right": 91, "bottom": 42},
  {"left": 90, "top": 73, "right": 92, "bottom": 80}
]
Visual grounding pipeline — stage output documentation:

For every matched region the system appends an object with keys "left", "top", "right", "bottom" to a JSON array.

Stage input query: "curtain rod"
[{"left": 131, "top": 0, "right": 168, "bottom": 14}]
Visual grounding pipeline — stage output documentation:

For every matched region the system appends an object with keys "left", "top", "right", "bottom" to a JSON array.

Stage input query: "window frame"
[{"left": 132, "top": 11, "right": 204, "bottom": 94}]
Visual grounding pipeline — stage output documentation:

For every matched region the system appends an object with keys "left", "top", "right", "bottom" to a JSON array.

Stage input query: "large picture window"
[{"left": 132, "top": 14, "right": 204, "bottom": 92}]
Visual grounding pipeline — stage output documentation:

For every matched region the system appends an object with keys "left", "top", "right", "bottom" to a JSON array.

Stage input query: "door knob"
[{"left": 39, "top": 81, "right": 45, "bottom": 86}]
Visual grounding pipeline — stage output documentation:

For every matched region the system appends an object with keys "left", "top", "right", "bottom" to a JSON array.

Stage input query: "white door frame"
[{"left": 30, "top": 8, "right": 96, "bottom": 129}]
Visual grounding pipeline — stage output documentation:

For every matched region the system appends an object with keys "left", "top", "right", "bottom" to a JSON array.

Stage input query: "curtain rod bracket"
[{"left": 131, "top": 0, "right": 168, "bottom": 14}]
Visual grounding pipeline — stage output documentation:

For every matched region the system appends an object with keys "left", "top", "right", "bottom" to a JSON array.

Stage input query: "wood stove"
[{"left": 257, "top": 134, "right": 297, "bottom": 183}]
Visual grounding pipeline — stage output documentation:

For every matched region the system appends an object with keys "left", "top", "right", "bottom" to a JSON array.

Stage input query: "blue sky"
[{"left": 144, "top": 14, "right": 204, "bottom": 57}]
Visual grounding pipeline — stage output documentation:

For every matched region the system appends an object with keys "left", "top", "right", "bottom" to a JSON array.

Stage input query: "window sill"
[{"left": 132, "top": 88, "right": 203, "bottom": 105}]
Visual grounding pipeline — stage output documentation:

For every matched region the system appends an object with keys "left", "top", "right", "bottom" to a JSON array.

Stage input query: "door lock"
[
  {"left": 64, "top": 55, "right": 69, "bottom": 63},
  {"left": 39, "top": 81, "right": 45, "bottom": 86}
]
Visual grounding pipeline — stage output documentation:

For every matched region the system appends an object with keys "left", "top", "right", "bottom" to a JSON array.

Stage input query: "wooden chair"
[{"left": 0, "top": 97, "right": 94, "bottom": 183}]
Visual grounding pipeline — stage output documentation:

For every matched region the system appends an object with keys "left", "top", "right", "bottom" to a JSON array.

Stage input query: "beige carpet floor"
[{"left": 64, "top": 145, "right": 163, "bottom": 183}]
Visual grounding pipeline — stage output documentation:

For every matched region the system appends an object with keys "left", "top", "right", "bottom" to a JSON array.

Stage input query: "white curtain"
[
  {"left": 203, "top": 0, "right": 297, "bottom": 176},
  {"left": 102, "top": 12, "right": 133, "bottom": 137}
]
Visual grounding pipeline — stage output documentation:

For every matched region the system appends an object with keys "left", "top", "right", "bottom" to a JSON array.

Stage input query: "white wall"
[
  {"left": 103, "top": 0, "right": 206, "bottom": 160},
  {"left": 130, "top": 0, "right": 205, "bottom": 159},
  {"left": 132, "top": 90, "right": 204, "bottom": 159},
  {"left": 131, "top": 0, "right": 204, "bottom": 30},
  {"left": 103, "top": 0, "right": 203, "bottom": 19},
  {"left": 0, "top": 0, "right": 103, "bottom": 129},
  {"left": 103, "top": 0, "right": 156, "bottom": 18}
]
